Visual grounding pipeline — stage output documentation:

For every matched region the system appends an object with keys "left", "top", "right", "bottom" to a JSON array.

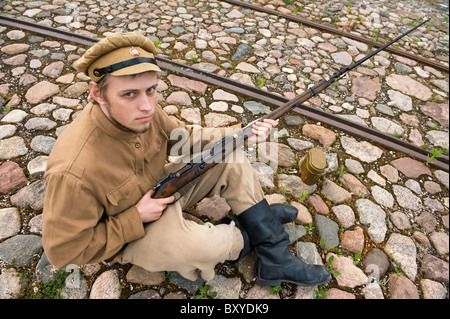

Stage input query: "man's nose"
[{"left": 138, "top": 95, "right": 153, "bottom": 111}]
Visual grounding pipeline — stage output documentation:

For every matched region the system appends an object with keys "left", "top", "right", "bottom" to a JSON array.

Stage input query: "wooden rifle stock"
[{"left": 152, "top": 19, "right": 430, "bottom": 199}]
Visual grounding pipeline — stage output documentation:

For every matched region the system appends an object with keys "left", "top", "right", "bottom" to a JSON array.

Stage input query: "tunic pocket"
[{"left": 106, "top": 174, "right": 142, "bottom": 216}]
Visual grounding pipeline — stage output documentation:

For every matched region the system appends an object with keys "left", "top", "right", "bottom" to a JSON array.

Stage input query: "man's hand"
[
  {"left": 136, "top": 189, "right": 174, "bottom": 223},
  {"left": 246, "top": 119, "right": 279, "bottom": 144}
]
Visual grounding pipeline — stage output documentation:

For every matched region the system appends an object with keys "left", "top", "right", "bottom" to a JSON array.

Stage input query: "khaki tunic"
[{"left": 43, "top": 102, "right": 206, "bottom": 268}]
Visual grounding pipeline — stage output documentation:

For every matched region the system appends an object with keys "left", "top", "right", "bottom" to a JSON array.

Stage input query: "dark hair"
[{"left": 96, "top": 74, "right": 111, "bottom": 98}]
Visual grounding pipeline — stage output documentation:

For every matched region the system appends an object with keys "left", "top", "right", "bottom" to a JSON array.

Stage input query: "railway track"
[
  {"left": 222, "top": 0, "right": 449, "bottom": 73},
  {"left": 0, "top": 14, "right": 448, "bottom": 172}
]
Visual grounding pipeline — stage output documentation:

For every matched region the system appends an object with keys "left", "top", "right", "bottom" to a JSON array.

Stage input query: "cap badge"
[{"left": 130, "top": 48, "right": 140, "bottom": 56}]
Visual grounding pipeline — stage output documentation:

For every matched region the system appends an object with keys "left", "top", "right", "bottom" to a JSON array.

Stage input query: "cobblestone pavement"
[{"left": 0, "top": 0, "right": 448, "bottom": 300}]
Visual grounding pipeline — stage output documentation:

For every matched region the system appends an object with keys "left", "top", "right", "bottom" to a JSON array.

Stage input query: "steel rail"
[
  {"left": 221, "top": 0, "right": 449, "bottom": 73},
  {"left": 0, "top": 15, "right": 97, "bottom": 46},
  {"left": 0, "top": 15, "right": 448, "bottom": 171}
]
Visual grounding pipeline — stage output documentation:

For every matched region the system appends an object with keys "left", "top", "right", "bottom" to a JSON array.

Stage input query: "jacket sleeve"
[{"left": 42, "top": 172, "right": 145, "bottom": 268}]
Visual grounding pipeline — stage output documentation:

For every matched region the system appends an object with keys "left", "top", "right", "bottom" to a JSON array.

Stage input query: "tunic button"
[{"left": 135, "top": 142, "right": 141, "bottom": 149}]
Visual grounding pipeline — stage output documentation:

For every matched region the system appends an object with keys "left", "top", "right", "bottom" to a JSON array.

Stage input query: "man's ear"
[{"left": 89, "top": 81, "right": 106, "bottom": 106}]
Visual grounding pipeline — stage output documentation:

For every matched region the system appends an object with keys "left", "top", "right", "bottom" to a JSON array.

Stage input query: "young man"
[{"left": 42, "top": 32, "right": 331, "bottom": 287}]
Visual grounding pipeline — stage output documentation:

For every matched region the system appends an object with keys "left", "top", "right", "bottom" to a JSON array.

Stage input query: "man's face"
[{"left": 91, "top": 71, "right": 158, "bottom": 134}]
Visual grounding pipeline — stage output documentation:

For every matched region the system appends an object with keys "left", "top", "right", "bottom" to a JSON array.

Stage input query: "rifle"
[{"left": 152, "top": 18, "right": 430, "bottom": 199}]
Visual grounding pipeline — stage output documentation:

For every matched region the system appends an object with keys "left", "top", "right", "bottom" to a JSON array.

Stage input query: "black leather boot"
[
  {"left": 236, "top": 199, "right": 332, "bottom": 287},
  {"left": 270, "top": 203, "right": 298, "bottom": 224},
  {"left": 219, "top": 203, "right": 297, "bottom": 261}
]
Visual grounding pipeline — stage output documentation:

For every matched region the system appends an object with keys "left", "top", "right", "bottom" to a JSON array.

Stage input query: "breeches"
[{"left": 122, "top": 157, "right": 264, "bottom": 281}]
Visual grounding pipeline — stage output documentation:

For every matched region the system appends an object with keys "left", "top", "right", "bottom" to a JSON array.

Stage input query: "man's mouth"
[{"left": 136, "top": 115, "right": 152, "bottom": 123}]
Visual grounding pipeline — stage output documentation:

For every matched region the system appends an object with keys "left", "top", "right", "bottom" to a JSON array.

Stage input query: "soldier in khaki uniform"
[{"left": 42, "top": 33, "right": 330, "bottom": 287}]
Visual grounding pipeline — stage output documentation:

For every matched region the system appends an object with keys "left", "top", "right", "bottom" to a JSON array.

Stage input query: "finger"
[
  {"left": 261, "top": 120, "right": 276, "bottom": 129},
  {"left": 257, "top": 123, "right": 270, "bottom": 132},
  {"left": 162, "top": 195, "right": 175, "bottom": 204},
  {"left": 252, "top": 127, "right": 267, "bottom": 139},
  {"left": 252, "top": 122, "right": 270, "bottom": 130},
  {"left": 252, "top": 127, "right": 260, "bottom": 136},
  {"left": 263, "top": 119, "right": 278, "bottom": 127},
  {"left": 253, "top": 119, "right": 277, "bottom": 128}
]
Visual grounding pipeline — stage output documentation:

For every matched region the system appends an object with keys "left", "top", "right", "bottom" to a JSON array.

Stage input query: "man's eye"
[
  {"left": 147, "top": 87, "right": 155, "bottom": 94},
  {"left": 124, "top": 92, "right": 134, "bottom": 97}
]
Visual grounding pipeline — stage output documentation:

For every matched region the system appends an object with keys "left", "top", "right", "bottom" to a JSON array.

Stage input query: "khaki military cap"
[{"left": 75, "top": 32, "right": 161, "bottom": 82}]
